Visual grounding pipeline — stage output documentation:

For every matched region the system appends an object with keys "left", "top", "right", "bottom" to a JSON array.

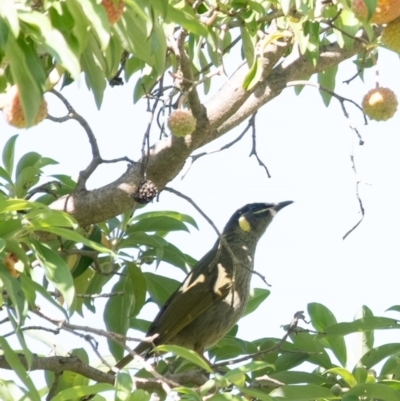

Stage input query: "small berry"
[
  {"left": 2, "top": 85, "right": 47, "bottom": 128},
  {"left": 101, "top": 0, "right": 124, "bottom": 25},
  {"left": 167, "top": 110, "right": 196, "bottom": 138},
  {"left": 362, "top": 87, "right": 398, "bottom": 121}
]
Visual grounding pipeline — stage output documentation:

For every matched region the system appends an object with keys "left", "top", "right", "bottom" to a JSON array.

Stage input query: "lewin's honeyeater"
[{"left": 114, "top": 201, "right": 293, "bottom": 370}]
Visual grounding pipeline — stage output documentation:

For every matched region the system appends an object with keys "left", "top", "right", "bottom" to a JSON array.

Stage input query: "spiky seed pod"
[
  {"left": 382, "top": 17, "right": 400, "bottom": 52},
  {"left": 132, "top": 180, "right": 158, "bottom": 204},
  {"left": 101, "top": 0, "right": 124, "bottom": 25},
  {"left": 2, "top": 85, "right": 47, "bottom": 128},
  {"left": 362, "top": 87, "right": 398, "bottom": 121},
  {"left": 167, "top": 110, "right": 196, "bottom": 137},
  {"left": 352, "top": 0, "right": 400, "bottom": 24}
]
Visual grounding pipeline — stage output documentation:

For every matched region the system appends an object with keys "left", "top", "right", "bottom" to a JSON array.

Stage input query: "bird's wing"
[{"left": 147, "top": 247, "right": 232, "bottom": 345}]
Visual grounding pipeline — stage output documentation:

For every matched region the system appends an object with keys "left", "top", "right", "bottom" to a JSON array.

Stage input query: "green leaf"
[
  {"left": 129, "top": 318, "right": 151, "bottom": 333},
  {"left": 127, "top": 263, "right": 146, "bottom": 317},
  {"left": 15, "top": 152, "right": 41, "bottom": 178},
  {"left": 274, "top": 352, "right": 310, "bottom": 373},
  {"left": 104, "top": 274, "right": 135, "bottom": 360},
  {"left": 323, "top": 317, "right": 400, "bottom": 336},
  {"left": 0, "top": 199, "right": 43, "bottom": 213},
  {"left": 116, "top": 371, "right": 133, "bottom": 401},
  {"left": 355, "top": 305, "right": 374, "bottom": 356},
  {"left": 126, "top": 389, "right": 150, "bottom": 401},
  {"left": 0, "top": 337, "right": 40, "bottom": 401},
  {"left": 2, "top": 134, "right": 18, "bottom": 176},
  {"left": 225, "top": 361, "right": 273, "bottom": 380},
  {"left": 154, "top": 345, "right": 213, "bottom": 373},
  {"left": 281, "top": 0, "right": 294, "bottom": 15},
  {"left": 0, "top": 166, "right": 13, "bottom": 186},
  {"left": 242, "top": 288, "right": 270, "bottom": 317},
  {"left": 30, "top": 239, "right": 75, "bottom": 310},
  {"left": 353, "top": 366, "right": 368, "bottom": 384},
  {"left": 81, "top": 32, "right": 107, "bottom": 109},
  {"left": 0, "top": 219, "right": 22, "bottom": 238},
  {"left": 113, "top": 9, "right": 154, "bottom": 65},
  {"left": 14, "top": 166, "right": 41, "bottom": 198},
  {"left": 74, "top": 0, "right": 109, "bottom": 50},
  {"left": 387, "top": 306, "right": 400, "bottom": 313},
  {"left": 0, "top": 0, "right": 19, "bottom": 37},
  {"left": 164, "top": 2, "right": 207, "bottom": 36},
  {"left": 72, "top": 224, "right": 102, "bottom": 279},
  {"left": 47, "top": 349, "right": 89, "bottom": 394},
  {"left": 269, "top": 371, "right": 327, "bottom": 385},
  {"left": 51, "top": 384, "right": 114, "bottom": 401},
  {"left": 308, "top": 302, "right": 346, "bottom": 366},
  {"left": 360, "top": 343, "right": 400, "bottom": 370},
  {"left": 347, "top": 383, "right": 400, "bottom": 401},
  {"left": 35, "top": 226, "right": 113, "bottom": 255},
  {"left": 237, "top": 387, "right": 274, "bottom": 401},
  {"left": 318, "top": 65, "right": 338, "bottom": 107},
  {"left": 144, "top": 272, "right": 180, "bottom": 306},
  {"left": 19, "top": 274, "right": 68, "bottom": 319},
  {"left": 119, "top": 232, "right": 168, "bottom": 249},
  {"left": 243, "top": 57, "right": 262, "bottom": 91},
  {"left": 0, "top": 267, "right": 27, "bottom": 326},
  {"left": 0, "top": 379, "right": 28, "bottom": 401},
  {"left": 17, "top": 10, "right": 80, "bottom": 80},
  {"left": 325, "top": 367, "right": 356, "bottom": 388},
  {"left": 363, "top": 0, "right": 378, "bottom": 20},
  {"left": 132, "top": 211, "right": 198, "bottom": 229},
  {"left": 26, "top": 208, "right": 78, "bottom": 230},
  {"left": 128, "top": 216, "right": 190, "bottom": 233},
  {"left": 6, "top": 35, "right": 43, "bottom": 127},
  {"left": 240, "top": 26, "right": 254, "bottom": 67},
  {"left": 269, "top": 384, "right": 336, "bottom": 400},
  {"left": 290, "top": 331, "right": 332, "bottom": 369},
  {"left": 209, "top": 336, "right": 256, "bottom": 361}
]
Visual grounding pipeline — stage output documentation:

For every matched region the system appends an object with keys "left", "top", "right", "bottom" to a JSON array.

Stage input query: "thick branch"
[
  {"left": 0, "top": 354, "right": 114, "bottom": 384},
  {"left": 50, "top": 39, "right": 364, "bottom": 227}
]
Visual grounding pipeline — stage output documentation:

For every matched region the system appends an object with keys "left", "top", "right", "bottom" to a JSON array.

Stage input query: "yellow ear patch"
[{"left": 239, "top": 215, "right": 251, "bottom": 232}]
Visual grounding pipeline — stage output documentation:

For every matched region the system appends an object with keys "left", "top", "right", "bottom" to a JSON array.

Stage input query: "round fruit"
[
  {"left": 362, "top": 87, "right": 398, "bottom": 121},
  {"left": 167, "top": 110, "right": 196, "bottom": 137},
  {"left": 352, "top": 0, "right": 400, "bottom": 24},
  {"left": 382, "top": 17, "right": 400, "bottom": 52},
  {"left": 2, "top": 85, "right": 47, "bottom": 128},
  {"left": 101, "top": 0, "right": 124, "bottom": 25},
  {"left": 330, "top": 384, "right": 342, "bottom": 396},
  {"left": 3, "top": 253, "right": 20, "bottom": 278}
]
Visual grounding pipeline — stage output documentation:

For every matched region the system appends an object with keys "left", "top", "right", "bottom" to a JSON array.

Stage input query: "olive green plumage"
[{"left": 114, "top": 201, "right": 293, "bottom": 371}]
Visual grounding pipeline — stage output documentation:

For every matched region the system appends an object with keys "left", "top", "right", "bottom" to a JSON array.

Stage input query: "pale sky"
[{"left": 1, "top": 45, "right": 400, "bottom": 390}]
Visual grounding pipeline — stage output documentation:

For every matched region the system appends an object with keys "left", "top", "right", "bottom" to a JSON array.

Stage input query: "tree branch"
[{"left": 50, "top": 37, "right": 365, "bottom": 227}]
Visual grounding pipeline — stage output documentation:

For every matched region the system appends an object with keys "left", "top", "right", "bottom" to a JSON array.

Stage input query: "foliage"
[{"left": 0, "top": 0, "right": 399, "bottom": 400}]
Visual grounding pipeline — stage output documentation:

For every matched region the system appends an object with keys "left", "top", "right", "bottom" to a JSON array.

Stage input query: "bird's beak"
[{"left": 273, "top": 200, "right": 294, "bottom": 212}]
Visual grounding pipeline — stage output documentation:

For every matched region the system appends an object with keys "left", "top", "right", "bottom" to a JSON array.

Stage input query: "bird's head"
[{"left": 223, "top": 201, "right": 293, "bottom": 241}]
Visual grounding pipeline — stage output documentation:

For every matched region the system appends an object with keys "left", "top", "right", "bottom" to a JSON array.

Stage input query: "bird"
[{"left": 113, "top": 201, "right": 293, "bottom": 371}]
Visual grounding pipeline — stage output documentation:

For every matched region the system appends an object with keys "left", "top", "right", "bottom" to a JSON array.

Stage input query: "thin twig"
[
  {"left": 140, "top": 78, "right": 165, "bottom": 178},
  {"left": 49, "top": 89, "right": 101, "bottom": 191},
  {"left": 286, "top": 81, "right": 366, "bottom": 239},
  {"left": 3, "top": 326, "right": 60, "bottom": 338},
  {"left": 249, "top": 113, "right": 271, "bottom": 178},
  {"left": 46, "top": 372, "right": 61, "bottom": 401},
  {"left": 213, "top": 311, "right": 308, "bottom": 367},
  {"left": 181, "top": 113, "right": 257, "bottom": 179}
]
